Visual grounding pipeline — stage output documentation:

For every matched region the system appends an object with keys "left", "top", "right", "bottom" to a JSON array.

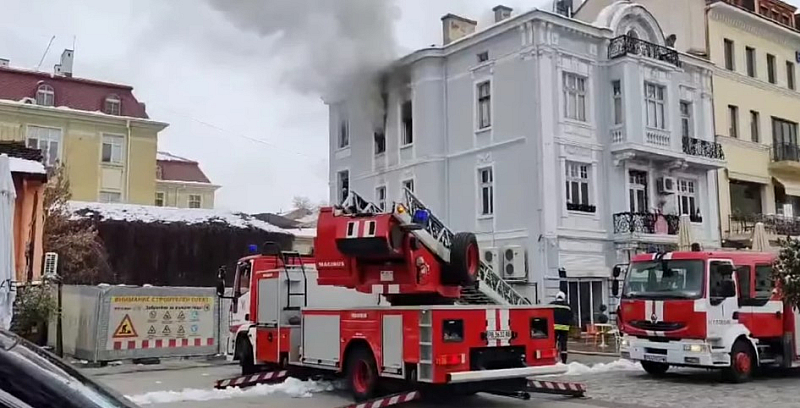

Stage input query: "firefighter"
[{"left": 550, "top": 291, "right": 572, "bottom": 364}]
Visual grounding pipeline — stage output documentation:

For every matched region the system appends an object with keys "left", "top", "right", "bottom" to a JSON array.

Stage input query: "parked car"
[{"left": 0, "top": 329, "right": 137, "bottom": 408}]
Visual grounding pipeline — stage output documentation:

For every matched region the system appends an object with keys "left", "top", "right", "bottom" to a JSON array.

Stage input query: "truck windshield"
[{"left": 622, "top": 259, "right": 705, "bottom": 299}]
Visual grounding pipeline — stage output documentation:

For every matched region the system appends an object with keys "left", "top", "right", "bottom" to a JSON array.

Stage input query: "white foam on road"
[
  {"left": 561, "top": 359, "right": 643, "bottom": 376},
  {"left": 126, "top": 377, "right": 333, "bottom": 405}
]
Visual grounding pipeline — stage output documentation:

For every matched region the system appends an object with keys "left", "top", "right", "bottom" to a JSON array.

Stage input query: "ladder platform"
[{"left": 214, "top": 369, "right": 288, "bottom": 389}]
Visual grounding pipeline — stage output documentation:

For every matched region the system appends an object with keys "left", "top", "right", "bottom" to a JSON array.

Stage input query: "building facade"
[
  {"left": 328, "top": 3, "right": 724, "bottom": 327},
  {"left": 156, "top": 152, "right": 219, "bottom": 209},
  {"left": 0, "top": 50, "right": 168, "bottom": 205}
]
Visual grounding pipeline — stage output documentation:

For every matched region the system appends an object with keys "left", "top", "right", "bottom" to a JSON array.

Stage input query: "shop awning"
[{"left": 773, "top": 176, "right": 800, "bottom": 197}]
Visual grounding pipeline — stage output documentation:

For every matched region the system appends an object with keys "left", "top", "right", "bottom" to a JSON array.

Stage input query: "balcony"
[
  {"left": 682, "top": 137, "right": 725, "bottom": 160},
  {"left": 613, "top": 212, "right": 680, "bottom": 235},
  {"left": 608, "top": 35, "right": 681, "bottom": 68},
  {"left": 771, "top": 143, "right": 800, "bottom": 172},
  {"left": 728, "top": 213, "right": 800, "bottom": 238}
]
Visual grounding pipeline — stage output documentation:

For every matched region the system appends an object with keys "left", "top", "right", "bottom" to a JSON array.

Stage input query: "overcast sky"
[{"left": 3, "top": 0, "right": 798, "bottom": 214}]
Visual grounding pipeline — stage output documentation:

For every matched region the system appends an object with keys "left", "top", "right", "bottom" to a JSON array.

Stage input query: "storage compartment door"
[{"left": 382, "top": 315, "right": 403, "bottom": 375}]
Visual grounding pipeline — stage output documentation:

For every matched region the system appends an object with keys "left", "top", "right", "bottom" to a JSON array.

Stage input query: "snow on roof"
[
  {"left": 9, "top": 156, "right": 46, "bottom": 175},
  {"left": 157, "top": 151, "right": 193, "bottom": 162}
]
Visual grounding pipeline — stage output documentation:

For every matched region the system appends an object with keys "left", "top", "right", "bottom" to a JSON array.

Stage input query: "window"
[
  {"left": 36, "top": 84, "right": 54, "bottom": 106},
  {"left": 374, "top": 130, "right": 386, "bottom": 154},
  {"left": 644, "top": 83, "right": 666, "bottom": 129},
  {"left": 772, "top": 117, "right": 798, "bottom": 162},
  {"left": 750, "top": 110, "right": 760, "bottom": 143},
  {"left": 477, "top": 81, "right": 491, "bottom": 129},
  {"left": 104, "top": 95, "right": 121, "bottom": 115},
  {"left": 563, "top": 73, "right": 587, "bottom": 122},
  {"left": 677, "top": 179, "right": 698, "bottom": 220},
  {"left": 728, "top": 105, "right": 739, "bottom": 138},
  {"left": 566, "top": 162, "right": 593, "bottom": 212},
  {"left": 680, "top": 101, "right": 693, "bottom": 138},
  {"left": 337, "top": 170, "right": 350, "bottom": 204},
  {"left": 629, "top": 170, "right": 648, "bottom": 213},
  {"left": 478, "top": 167, "right": 494, "bottom": 216},
  {"left": 754, "top": 264, "right": 774, "bottom": 299},
  {"left": 401, "top": 100, "right": 413, "bottom": 146},
  {"left": 375, "top": 186, "right": 386, "bottom": 211},
  {"left": 736, "top": 265, "right": 752, "bottom": 300},
  {"left": 338, "top": 115, "right": 349, "bottom": 149},
  {"left": 101, "top": 134, "right": 125, "bottom": 164},
  {"left": 99, "top": 191, "right": 121, "bottom": 203},
  {"left": 724, "top": 39, "right": 735, "bottom": 70},
  {"left": 788, "top": 61, "right": 796, "bottom": 90},
  {"left": 402, "top": 179, "right": 414, "bottom": 194},
  {"left": 612, "top": 80, "right": 623, "bottom": 125},
  {"left": 442, "top": 319, "right": 464, "bottom": 343},
  {"left": 745, "top": 47, "right": 756, "bottom": 77},
  {"left": 188, "top": 194, "right": 202, "bottom": 209},
  {"left": 767, "top": 54, "right": 776, "bottom": 84},
  {"left": 477, "top": 51, "right": 489, "bottom": 63},
  {"left": 155, "top": 192, "right": 165, "bottom": 207},
  {"left": 26, "top": 126, "right": 61, "bottom": 167}
]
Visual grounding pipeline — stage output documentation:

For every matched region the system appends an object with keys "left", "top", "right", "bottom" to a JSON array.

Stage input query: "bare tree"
[{"left": 292, "top": 196, "right": 313, "bottom": 211}]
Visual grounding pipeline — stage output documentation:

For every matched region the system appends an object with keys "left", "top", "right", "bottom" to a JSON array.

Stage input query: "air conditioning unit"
[
  {"left": 482, "top": 247, "right": 499, "bottom": 272},
  {"left": 502, "top": 246, "right": 527, "bottom": 281},
  {"left": 656, "top": 176, "right": 677, "bottom": 194},
  {"left": 21, "top": 97, "right": 35, "bottom": 104}
]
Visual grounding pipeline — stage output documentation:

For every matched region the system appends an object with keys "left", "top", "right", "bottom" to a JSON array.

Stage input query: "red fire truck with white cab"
[
  {"left": 217, "top": 190, "right": 577, "bottom": 403},
  {"left": 614, "top": 250, "right": 800, "bottom": 382}
]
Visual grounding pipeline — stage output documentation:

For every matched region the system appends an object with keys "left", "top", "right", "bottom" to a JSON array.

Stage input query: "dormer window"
[
  {"left": 104, "top": 95, "right": 121, "bottom": 115},
  {"left": 36, "top": 84, "right": 54, "bottom": 106}
]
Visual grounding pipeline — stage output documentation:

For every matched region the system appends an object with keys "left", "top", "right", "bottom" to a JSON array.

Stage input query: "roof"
[
  {"left": 156, "top": 151, "right": 211, "bottom": 184},
  {"left": 0, "top": 142, "right": 46, "bottom": 176},
  {"left": 9, "top": 157, "right": 46, "bottom": 175},
  {"left": 0, "top": 66, "right": 149, "bottom": 118}
]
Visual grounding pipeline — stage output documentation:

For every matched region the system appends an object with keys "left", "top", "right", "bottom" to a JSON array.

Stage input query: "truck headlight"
[
  {"left": 683, "top": 344, "right": 707, "bottom": 353},
  {"left": 620, "top": 338, "right": 630, "bottom": 348}
]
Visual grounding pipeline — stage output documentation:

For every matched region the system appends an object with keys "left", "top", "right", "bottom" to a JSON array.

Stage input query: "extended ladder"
[{"left": 340, "top": 189, "right": 529, "bottom": 306}]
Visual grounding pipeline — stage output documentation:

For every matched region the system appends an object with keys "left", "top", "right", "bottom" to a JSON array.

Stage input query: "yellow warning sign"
[{"left": 113, "top": 314, "right": 138, "bottom": 338}]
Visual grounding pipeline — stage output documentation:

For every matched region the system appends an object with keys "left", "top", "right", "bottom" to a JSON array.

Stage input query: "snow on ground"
[
  {"left": 126, "top": 377, "right": 333, "bottom": 405},
  {"left": 558, "top": 359, "right": 643, "bottom": 376}
]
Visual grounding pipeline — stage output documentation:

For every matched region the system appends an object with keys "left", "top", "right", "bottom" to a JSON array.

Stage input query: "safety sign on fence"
[{"left": 106, "top": 295, "right": 215, "bottom": 350}]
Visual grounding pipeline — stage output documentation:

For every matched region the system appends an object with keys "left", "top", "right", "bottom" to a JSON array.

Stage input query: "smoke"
[{"left": 204, "top": 0, "right": 400, "bottom": 106}]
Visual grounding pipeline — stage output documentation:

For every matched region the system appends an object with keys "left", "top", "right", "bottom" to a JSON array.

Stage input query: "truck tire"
[
  {"left": 641, "top": 361, "right": 669, "bottom": 376},
  {"left": 443, "top": 232, "right": 480, "bottom": 286},
  {"left": 723, "top": 340, "right": 754, "bottom": 383},
  {"left": 346, "top": 347, "right": 379, "bottom": 401},
  {"left": 238, "top": 336, "right": 257, "bottom": 375}
]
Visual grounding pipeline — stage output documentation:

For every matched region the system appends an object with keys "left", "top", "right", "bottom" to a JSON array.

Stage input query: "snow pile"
[
  {"left": 126, "top": 377, "right": 332, "bottom": 405},
  {"left": 8, "top": 156, "right": 46, "bottom": 175},
  {"left": 559, "top": 359, "right": 643, "bottom": 376}
]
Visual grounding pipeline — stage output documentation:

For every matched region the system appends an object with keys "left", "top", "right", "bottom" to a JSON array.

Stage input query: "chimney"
[
  {"left": 55, "top": 49, "right": 74, "bottom": 77},
  {"left": 442, "top": 14, "right": 478, "bottom": 45},
  {"left": 0, "top": 59, "right": 8, "bottom": 68},
  {"left": 493, "top": 5, "right": 513, "bottom": 23}
]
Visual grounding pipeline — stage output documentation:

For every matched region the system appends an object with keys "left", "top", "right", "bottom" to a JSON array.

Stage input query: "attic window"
[
  {"left": 36, "top": 84, "right": 54, "bottom": 106},
  {"left": 104, "top": 95, "right": 121, "bottom": 115},
  {"left": 477, "top": 51, "right": 489, "bottom": 63}
]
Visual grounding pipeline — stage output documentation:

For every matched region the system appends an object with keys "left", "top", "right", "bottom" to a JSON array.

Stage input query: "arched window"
[
  {"left": 104, "top": 94, "right": 121, "bottom": 115},
  {"left": 36, "top": 84, "right": 54, "bottom": 106}
]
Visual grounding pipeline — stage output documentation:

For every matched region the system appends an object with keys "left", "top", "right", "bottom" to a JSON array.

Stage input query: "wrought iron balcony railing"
[
  {"left": 729, "top": 213, "right": 800, "bottom": 237},
  {"left": 773, "top": 143, "right": 800, "bottom": 162},
  {"left": 613, "top": 212, "right": 680, "bottom": 235},
  {"left": 608, "top": 35, "right": 681, "bottom": 68},
  {"left": 682, "top": 137, "right": 725, "bottom": 160}
]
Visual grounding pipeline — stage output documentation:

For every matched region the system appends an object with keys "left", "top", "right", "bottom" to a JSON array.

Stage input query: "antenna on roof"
[{"left": 35, "top": 35, "right": 56, "bottom": 72}]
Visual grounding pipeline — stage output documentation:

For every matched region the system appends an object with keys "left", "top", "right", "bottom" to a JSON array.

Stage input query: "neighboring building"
[
  {"left": 327, "top": 3, "right": 724, "bottom": 324},
  {"left": 155, "top": 152, "right": 219, "bottom": 209},
  {"left": 0, "top": 50, "right": 168, "bottom": 205}
]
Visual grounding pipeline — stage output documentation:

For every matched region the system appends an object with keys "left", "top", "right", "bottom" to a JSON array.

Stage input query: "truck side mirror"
[
  {"left": 216, "top": 266, "right": 226, "bottom": 297},
  {"left": 612, "top": 280, "right": 620, "bottom": 297},
  {"left": 612, "top": 264, "right": 625, "bottom": 278}
]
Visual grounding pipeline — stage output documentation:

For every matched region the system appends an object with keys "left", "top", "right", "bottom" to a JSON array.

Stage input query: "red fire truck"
[
  {"left": 217, "top": 190, "right": 572, "bottom": 402},
  {"left": 615, "top": 250, "right": 800, "bottom": 382}
]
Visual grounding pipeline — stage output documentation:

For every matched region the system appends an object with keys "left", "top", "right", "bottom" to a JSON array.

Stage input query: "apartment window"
[
  {"left": 680, "top": 101, "right": 693, "bottom": 138},
  {"left": 99, "top": 191, "right": 121, "bottom": 203},
  {"left": 337, "top": 170, "right": 350, "bottom": 204},
  {"left": 728, "top": 105, "right": 739, "bottom": 138},
  {"left": 724, "top": 39, "right": 735, "bottom": 71},
  {"left": 36, "top": 84, "right": 55, "bottom": 106},
  {"left": 767, "top": 54, "right": 776, "bottom": 84},
  {"left": 477, "top": 51, "right": 489, "bottom": 63},
  {"left": 188, "top": 194, "right": 202, "bottom": 209},
  {"left": 375, "top": 186, "right": 387, "bottom": 211},
  {"left": 612, "top": 80, "right": 623, "bottom": 125},
  {"left": 374, "top": 130, "right": 386, "bottom": 155},
  {"left": 565, "top": 162, "right": 593, "bottom": 212},
  {"left": 629, "top": 170, "right": 648, "bottom": 213},
  {"left": 563, "top": 73, "right": 587, "bottom": 122},
  {"left": 101, "top": 134, "right": 125, "bottom": 164},
  {"left": 478, "top": 167, "right": 494, "bottom": 216},
  {"left": 155, "top": 192, "right": 165, "bottom": 207},
  {"left": 644, "top": 83, "right": 666, "bottom": 129},
  {"left": 402, "top": 179, "right": 415, "bottom": 194},
  {"left": 26, "top": 126, "right": 61, "bottom": 167},
  {"left": 338, "top": 115, "right": 349, "bottom": 149},
  {"left": 744, "top": 47, "right": 756, "bottom": 77},
  {"left": 477, "top": 81, "right": 492, "bottom": 129},
  {"left": 677, "top": 179, "right": 698, "bottom": 219},
  {"left": 750, "top": 110, "right": 760, "bottom": 143},
  {"left": 788, "top": 61, "right": 796, "bottom": 90},
  {"left": 104, "top": 95, "right": 121, "bottom": 115},
  {"left": 773, "top": 117, "right": 799, "bottom": 162},
  {"left": 401, "top": 100, "right": 413, "bottom": 146}
]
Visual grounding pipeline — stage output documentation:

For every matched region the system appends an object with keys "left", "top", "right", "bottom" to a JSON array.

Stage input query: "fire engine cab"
[
  {"left": 218, "top": 190, "right": 568, "bottom": 401},
  {"left": 615, "top": 250, "right": 800, "bottom": 382}
]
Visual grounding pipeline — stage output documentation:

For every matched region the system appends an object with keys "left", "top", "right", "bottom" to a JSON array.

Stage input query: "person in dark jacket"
[{"left": 550, "top": 291, "right": 573, "bottom": 364}]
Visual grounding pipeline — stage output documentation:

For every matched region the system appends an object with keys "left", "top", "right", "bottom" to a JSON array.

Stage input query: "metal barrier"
[{"left": 47, "top": 285, "right": 220, "bottom": 362}]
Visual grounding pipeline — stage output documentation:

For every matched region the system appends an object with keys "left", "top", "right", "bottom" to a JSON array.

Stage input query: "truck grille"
[
  {"left": 629, "top": 320, "right": 685, "bottom": 332},
  {"left": 469, "top": 346, "right": 525, "bottom": 371}
]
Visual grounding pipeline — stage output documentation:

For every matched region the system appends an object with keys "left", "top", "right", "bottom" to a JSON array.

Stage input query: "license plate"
[
  {"left": 643, "top": 354, "right": 667, "bottom": 363},
  {"left": 486, "top": 330, "right": 512, "bottom": 341}
]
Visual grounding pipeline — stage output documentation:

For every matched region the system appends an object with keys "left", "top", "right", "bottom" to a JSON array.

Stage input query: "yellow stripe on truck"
[{"left": 554, "top": 324, "right": 570, "bottom": 331}]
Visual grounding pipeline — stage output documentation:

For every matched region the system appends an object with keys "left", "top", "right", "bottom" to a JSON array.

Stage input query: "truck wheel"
[
  {"left": 724, "top": 340, "right": 754, "bottom": 383},
  {"left": 238, "top": 337, "right": 257, "bottom": 376},
  {"left": 641, "top": 361, "right": 669, "bottom": 376},
  {"left": 443, "top": 232, "right": 480, "bottom": 285},
  {"left": 346, "top": 347, "right": 379, "bottom": 401}
]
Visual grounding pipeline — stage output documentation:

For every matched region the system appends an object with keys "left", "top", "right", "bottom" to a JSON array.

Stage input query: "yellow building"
[
  {"left": 155, "top": 152, "right": 219, "bottom": 209},
  {"left": 0, "top": 50, "right": 168, "bottom": 205}
]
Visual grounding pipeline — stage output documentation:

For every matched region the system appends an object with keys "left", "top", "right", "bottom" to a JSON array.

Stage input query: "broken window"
[
  {"left": 401, "top": 100, "right": 413, "bottom": 146},
  {"left": 374, "top": 130, "right": 386, "bottom": 154},
  {"left": 338, "top": 170, "right": 350, "bottom": 204},
  {"left": 338, "top": 115, "right": 349, "bottom": 149},
  {"left": 477, "top": 81, "right": 491, "bottom": 129}
]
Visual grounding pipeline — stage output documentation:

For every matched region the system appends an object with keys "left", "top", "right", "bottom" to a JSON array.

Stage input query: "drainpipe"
[
  {"left": 125, "top": 119, "right": 132, "bottom": 202},
  {"left": 443, "top": 58, "right": 450, "bottom": 223},
  {"left": 705, "top": 7, "right": 724, "bottom": 247}
]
